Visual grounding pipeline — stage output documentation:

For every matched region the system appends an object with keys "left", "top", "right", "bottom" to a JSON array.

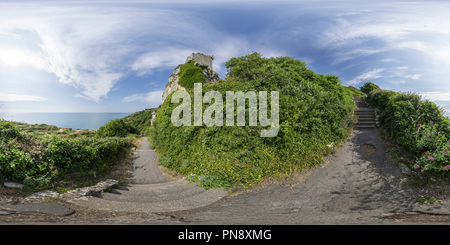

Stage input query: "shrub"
[
  {"left": 360, "top": 82, "right": 380, "bottom": 95},
  {"left": 366, "top": 89, "right": 398, "bottom": 111},
  {"left": 0, "top": 121, "right": 135, "bottom": 186},
  {"left": 178, "top": 60, "right": 206, "bottom": 88},
  {"left": 364, "top": 84, "right": 450, "bottom": 177},
  {"left": 346, "top": 86, "right": 365, "bottom": 97},
  {"left": 96, "top": 119, "right": 136, "bottom": 137},
  {"left": 149, "top": 53, "right": 356, "bottom": 188},
  {"left": 43, "top": 136, "right": 133, "bottom": 174}
]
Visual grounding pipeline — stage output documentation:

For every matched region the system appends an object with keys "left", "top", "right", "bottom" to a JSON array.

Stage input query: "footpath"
[{"left": 0, "top": 97, "right": 449, "bottom": 224}]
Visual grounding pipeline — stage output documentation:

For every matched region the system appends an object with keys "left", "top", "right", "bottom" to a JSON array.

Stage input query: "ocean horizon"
[{"left": 0, "top": 112, "right": 131, "bottom": 131}]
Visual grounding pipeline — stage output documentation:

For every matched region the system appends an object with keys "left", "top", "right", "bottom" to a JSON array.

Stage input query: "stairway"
[
  {"left": 68, "top": 138, "right": 228, "bottom": 214},
  {"left": 69, "top": 179, "right": 227, "bottom": 214},
  {"left": 354, "top": 97, "right": 378, "bottom": 129}
]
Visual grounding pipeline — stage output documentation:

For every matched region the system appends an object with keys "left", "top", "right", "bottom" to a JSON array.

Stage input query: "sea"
[{"left": 0, "top": 112, "right": 131, "bottom": 131}]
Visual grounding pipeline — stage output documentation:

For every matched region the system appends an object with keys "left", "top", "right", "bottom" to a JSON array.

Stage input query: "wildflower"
[
  {"left": 431, "top": 121, "right": 434, "bottom": 124},
  {"left": 443, "top": 165, "right": 450, "bottom": 171},
  {"left": 413, "top": 165, "right": 420, "bottom": 169},
  {"left": 428, "top": 156, "right": 435, "bottom": 161},
  {"left": 417, "top": 124, "right": 422, "bottom": 128},
  {"left": 6, "top": 151, "right": 9, "bottom": 154},
  {"left": 425, "top": 150, "right": 430, "bottom": 154}
]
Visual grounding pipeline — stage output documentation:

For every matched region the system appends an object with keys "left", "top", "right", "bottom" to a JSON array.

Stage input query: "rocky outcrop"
[
  {"left": 162, "top": 65, "right": 185, "bottom": 104},
  {"left": 25, "top": 179, "right": 119, "bottom": 202},
  {"left": 161, "top": 52, "right": 219, "bottom": 104}
]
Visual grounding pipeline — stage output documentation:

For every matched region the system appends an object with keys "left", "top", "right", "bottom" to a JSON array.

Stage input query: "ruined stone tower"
[
  {"left": 161, "top": 52, "right": 219, "bottom": 103},
  {"left": 185, "top": 52, "right": 214, "bottom": 70}
]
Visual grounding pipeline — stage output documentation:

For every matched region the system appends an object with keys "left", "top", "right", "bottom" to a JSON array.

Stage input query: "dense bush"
[
  {"left": 43, "top": 136, "right": 133, "bottom": 173},
  {"left": 178, "top": 60, "right": 206, "bottom": 88},
  {"left": 0, "top": 121, "right": 134, "bottom": 188},
  {"left": 360, "top": 82, "right": 380, "bottom": 95},
  {"left": 123, "top": 109, "right": 157, "bottom": 134},
  {"left": 95, "top": 119, "right": 136, "bottom": 137},
  {"left": 364, "top": 83, "right": 450, "bottom": 177},
  {"left": 148, "top": 53, "right": 356, "bottom": 188},
  {"left": 346, "top": 86, "right": 365, "bottom": 97}
]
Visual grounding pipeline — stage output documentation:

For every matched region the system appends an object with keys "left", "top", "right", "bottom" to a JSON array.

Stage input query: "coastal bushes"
[
  {"left": 364, "top": 85, "right": 450, "bottom": 177},
  {"left": 149, "top": 53, "right": 356, "bottom": 188},
  {"left": 178, "top": 60, "right": 206, "bottom": 88},
  {"left": 95, "top": 118, "right": 137, "bottom": 137},
  {"left": 0, "top": 120, "right": 134, "bottom": 188}
]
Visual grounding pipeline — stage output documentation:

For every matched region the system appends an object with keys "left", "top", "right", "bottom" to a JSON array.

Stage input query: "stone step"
[
  {"left": 357, "top": 113, "right": 376, "bottom": 117},
  {"left": 355, "top": 101, "right": 368, "bottom": 107},
  {"left": 358, "top": 116, "right": 376, "bottom": 122},
  {"left": 100, "top": 182, "right": 205, "bottom": 203},
  {"left": 116, "top": 179, "right": 190, "bottom": 192},
  {"left": 355, "top": 110, "right": 375, "bottom": 115},
  {"left": 69, "top": 185, "right": 227, "bottom": 213},
  {"left": 357, "top": 121, "right": 376, "bottom": 126},
  {"left": 355, "top": 124, "right": 377, "bottom": 129}
]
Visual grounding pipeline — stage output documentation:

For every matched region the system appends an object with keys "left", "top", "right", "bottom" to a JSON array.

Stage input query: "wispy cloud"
[
  {"left": 0, "top": 92, "right": 47, "bottom": 102},
  {"left": 122, "top": 90, "right": 164, "bottom": 107},
  {"left": 420, "top": 92, "right": 450, "bottom": 102},
  {"left": 345, "top": 68, "right": 384, "bottom": 86}
]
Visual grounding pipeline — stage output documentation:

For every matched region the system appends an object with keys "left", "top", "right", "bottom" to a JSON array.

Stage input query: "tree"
[
  {"left": 95, "top": 119, "right": 136, "bottom": 137},
  {"left": 360, "top": 82, "right": 380, "bottom": 95}
]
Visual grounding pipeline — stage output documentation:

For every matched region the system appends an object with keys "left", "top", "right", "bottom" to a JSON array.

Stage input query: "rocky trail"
[{"left": 1, "top": 97, "right": 449, "bottom": 225}]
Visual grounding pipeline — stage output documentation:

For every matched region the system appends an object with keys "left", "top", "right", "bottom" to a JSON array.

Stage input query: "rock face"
[
  {"left": 162, "top": 52, "right": 219, "bottom": 104},
  {"left": 162, "top": 66, "right": 186, "bottom": 104}
]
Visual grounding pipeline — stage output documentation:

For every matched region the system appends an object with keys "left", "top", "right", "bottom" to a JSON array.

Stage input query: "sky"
[{"left": 0, "top": 0, "right": 450, "bottom": 115}]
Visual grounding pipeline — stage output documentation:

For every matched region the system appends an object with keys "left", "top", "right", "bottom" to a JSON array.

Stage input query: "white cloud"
[
  {"left": 0, "top": 3, "right": 224, "bottom": 102},
  {"left": 313, "top": 1, "right": 450, "bottom": 71},
  {"left": 122, "top": 90, "right": 164, "bottom": 107},
  {"left": 420, "top": 92, "right": 450, "bottom": 102},
  {"left": 345, "top": 68, "right": 384, "bottom": 86},
  {"left": 0, "top": 92, "right": 47, "bottom": 102},
  {"left": 131, "top": 48, "right": 195, "bottom": 76}
]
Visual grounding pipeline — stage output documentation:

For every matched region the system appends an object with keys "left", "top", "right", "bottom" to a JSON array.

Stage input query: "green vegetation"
[
  {"left": 95, "top": 118, "right": 137, "bottom": 137},
  {"left": 416, "top": 195, "right": 439, "bottom": 204},
  {"left": 365, "top": 84, "right": 450, "bottom": 179},
  {"left": 178, "top": 60, "right": 206, "bottom": 88},
  {"left": 359, "top": 82, "right": 380, "bottom": 95},
  {"left": 148, "top": 52, "right": 357, "bottom": 189},
  {"left": 0, "top": 120, "right": 135, "bottom": 191},
  {"left": 345, "top": 86, "right": 365, "bottom": 97},
  {"left": 122, "top": 108, "right": 158, "bottom": 135}
]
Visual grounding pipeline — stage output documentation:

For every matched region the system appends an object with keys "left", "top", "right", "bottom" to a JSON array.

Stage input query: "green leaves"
[
  {"left": 364, "top": 84, "right": 450, "bottom": 178},
  {"left": 95, "top": 119, "right": 136, "bottom": 137},
  {"left": 360, "top": 82, "right": 380, "bottom": 95},
  {"left": 178, "top": 60, "right": 206, "bottom": 88},
  {"left": 0, "top": 121, "right": 134, "bottom": 187},
  {"left": 149, "top": 53, "right": 355, "bottom": 188}
]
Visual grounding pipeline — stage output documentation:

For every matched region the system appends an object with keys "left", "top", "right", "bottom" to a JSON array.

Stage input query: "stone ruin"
[{"left": 161, "top": 52, "right": 219, "bottom": 104}]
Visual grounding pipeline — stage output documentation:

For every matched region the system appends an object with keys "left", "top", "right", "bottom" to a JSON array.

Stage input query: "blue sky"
[{"left": 1, "top": 0, "right": 450, "bottom": 115}]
